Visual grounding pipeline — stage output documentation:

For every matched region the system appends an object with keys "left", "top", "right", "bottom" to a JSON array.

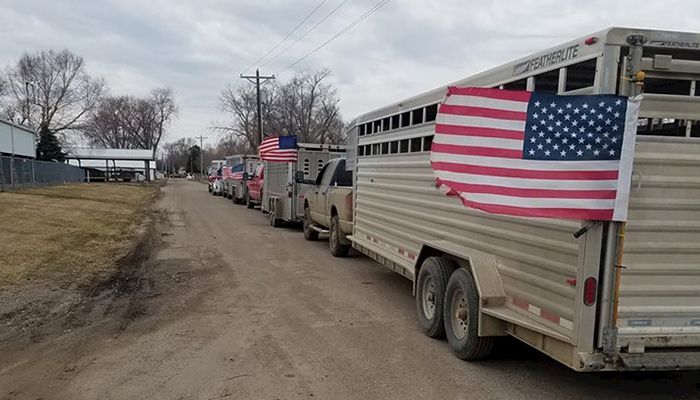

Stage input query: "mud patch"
[{"left": 0, "top": 206, "right": 164, "bottom": 350}]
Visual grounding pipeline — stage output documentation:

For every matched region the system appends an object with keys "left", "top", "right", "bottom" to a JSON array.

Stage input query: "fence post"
[
  {"left": 31, "top": 159, "right": 36, "bottom": 187},
  {"left": 0, "top": 155, "right": 5, "bottom": 192},
  {"left": 9, "top": 155, "right": 14, "bottom": 189}
]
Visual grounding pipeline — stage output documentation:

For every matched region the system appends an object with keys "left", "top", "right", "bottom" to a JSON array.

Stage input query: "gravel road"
[{"left": 1, "top": 180, "right": 698, "bottom": 400}]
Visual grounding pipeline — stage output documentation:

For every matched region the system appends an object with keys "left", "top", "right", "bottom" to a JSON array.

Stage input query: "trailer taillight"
[{"left": 583, "top": 277, "right": 597, "bottom": 306}]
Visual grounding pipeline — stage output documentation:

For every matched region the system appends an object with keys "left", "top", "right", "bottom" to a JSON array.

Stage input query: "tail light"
[
  {"left": 584, "top": 36, "right": 598, "bottom": 45},
  {"left": 583, "top": 277, "right": 597, "bottom": 306}
]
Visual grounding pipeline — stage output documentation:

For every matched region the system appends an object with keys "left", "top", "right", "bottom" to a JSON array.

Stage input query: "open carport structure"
[{"left": 66, "top": 148, "right": 156, "bottom": 182}]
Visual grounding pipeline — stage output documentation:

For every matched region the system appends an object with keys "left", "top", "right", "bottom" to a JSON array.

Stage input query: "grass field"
[{"left": 0, "top": 184, "right": 158, "bottom": 286}]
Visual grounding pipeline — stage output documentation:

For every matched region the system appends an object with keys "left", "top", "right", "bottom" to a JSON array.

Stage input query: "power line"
[
  {"left": 277, "top": 0, "right": 389, "bottom": 75},
  {"left": 260, "top": 0, "right": 351, "bottom": 69},
  {"left": 245, "top": 0, "right": 329, "bottom": 72}
]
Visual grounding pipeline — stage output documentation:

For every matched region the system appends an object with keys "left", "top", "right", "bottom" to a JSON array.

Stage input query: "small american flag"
[
  {"left": 231, "top": 163, "right": 245, "bottom": 180},
  {"left": 259, "top": 135, "right": 298, "bottom": 162},
  {"left": 431, "top": 87, "right": 640, "bottom": 221},
  {"left": 222, "top": 166, "right": 235, "bottom": 180}
]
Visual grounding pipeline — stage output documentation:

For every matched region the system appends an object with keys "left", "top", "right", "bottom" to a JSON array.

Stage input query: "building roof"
[{"left": 66, "top": 148, "right": 155, "bottom": 161}]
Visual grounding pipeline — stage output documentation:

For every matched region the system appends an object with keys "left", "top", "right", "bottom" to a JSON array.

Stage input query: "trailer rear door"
[{"left": 614, "top": 42, "right": 700, "bottom": 351}]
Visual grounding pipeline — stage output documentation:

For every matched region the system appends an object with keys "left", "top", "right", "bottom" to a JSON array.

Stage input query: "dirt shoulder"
[{"left": 0, "top": 183, "right": 160, "bottom": 348}]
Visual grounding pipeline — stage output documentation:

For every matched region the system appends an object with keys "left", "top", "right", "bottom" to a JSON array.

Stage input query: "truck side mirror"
[
  {"left": 243, "top": 172, "right": 249, "bottom": 180},
  {"left": 295, "top": 170, "right": 305, "bottom": 183}
]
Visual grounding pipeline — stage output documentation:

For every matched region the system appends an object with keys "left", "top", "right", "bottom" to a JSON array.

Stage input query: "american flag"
[
  {"left": 259, "top": 135, "right": 298, "bottom": 162},
  {"left": 230, "top": 163, "right": 245, "bottom": 180},
  {"left": 222, "top": 166, "right": 235, "bottom": 180},
  {"left": 431, "top": 87, "right": 640, "bottom": 221}
]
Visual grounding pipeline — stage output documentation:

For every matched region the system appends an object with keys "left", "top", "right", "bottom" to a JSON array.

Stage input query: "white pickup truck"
[{"left": 302, "top": 158, "right": 354, "bottom": 257}]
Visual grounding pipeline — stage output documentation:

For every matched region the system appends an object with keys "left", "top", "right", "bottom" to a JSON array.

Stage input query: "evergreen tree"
[{"left": 36, "top": 126, "right": 65, "bottom": 162}]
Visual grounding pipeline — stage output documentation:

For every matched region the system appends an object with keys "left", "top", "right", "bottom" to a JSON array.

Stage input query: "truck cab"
[
  {"left": 246, "top": 164, "right": 264, "bottom": 208},
  {"left": 303, "top": 158, "right": 354, "bottom": 256}
]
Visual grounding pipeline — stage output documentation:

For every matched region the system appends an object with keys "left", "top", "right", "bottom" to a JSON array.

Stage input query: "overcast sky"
[{"left": 1, "top": 0, "right": 699, "bottom": 146}]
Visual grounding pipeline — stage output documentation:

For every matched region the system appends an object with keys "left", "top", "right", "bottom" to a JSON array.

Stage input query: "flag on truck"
[
  {"left": 230, "top": 163, "right": 245, "bottom": 180},
  {"left": 430, "top": 87, "right": 640, "bottom": 221},
  {"left": 259, "top": 135, "right": 298, "bottom": 162}
]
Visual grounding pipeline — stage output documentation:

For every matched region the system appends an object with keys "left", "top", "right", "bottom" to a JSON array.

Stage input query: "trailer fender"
[{"left": 416, "top": 241, "right": 508, "bottom": 337}]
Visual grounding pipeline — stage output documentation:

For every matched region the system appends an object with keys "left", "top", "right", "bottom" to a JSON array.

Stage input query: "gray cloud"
[{"left": 1, "top": 0, "right": 699, "bottom": 146}]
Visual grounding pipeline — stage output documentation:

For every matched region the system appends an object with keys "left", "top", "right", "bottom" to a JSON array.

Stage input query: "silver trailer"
[
  {"left": 263, "top": 143, "right": 346, "bottom": 227},
  {"left": 223, "top": 154, "right": 259, "bottom": 203},
  {"left": 349, "top": 27, "right": 700, "bottom": 371}
]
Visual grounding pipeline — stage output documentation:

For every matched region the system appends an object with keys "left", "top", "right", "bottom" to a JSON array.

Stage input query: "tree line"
[
  {"left": 0, "top": 49, "right": 177, "bottom": 161},
  {"left": 161, "top": 68, "right": 346, "bottom": 174},
  {"left": 209, "top": 68, "right": 345, "bottom": 155}
]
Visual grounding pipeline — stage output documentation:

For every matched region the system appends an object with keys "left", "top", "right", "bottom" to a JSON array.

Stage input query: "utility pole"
[
  {"left": 240, "top": 68, "right": 275, "bottom": 145},
  {"left": 195, "top": 135, "right": 207, "bottom": 179}
]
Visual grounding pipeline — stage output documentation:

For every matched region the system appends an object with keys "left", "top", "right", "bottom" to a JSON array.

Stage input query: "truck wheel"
[
  {"left": 329, "top": 215, "right": 350, "bottom": 257},
  {"left": 303, "top": 208, "right": 319, "bottom": 241},
  {"left": 415, "top": 257, "right": 452, "bottom": 338},
  {"left": 233, "top": 196, "right": 240, "bottom": 204},
  {"left": 443, "top": 268, "right": 494, "bottom": 360}
]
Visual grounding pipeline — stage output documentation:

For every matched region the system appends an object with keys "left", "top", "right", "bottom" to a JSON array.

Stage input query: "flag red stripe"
[
  {"left": 435, "top": 124, "right": 525, "bottom": 140},
  {"left": 439, "top": 179, "right": 617, "bottom": 199},
  {"left": 438, "top": 104, "right": 527, "bottom": 121},
  {"left": 431, "top": 161, "right": 619, "bottom": 180},
  {"left": 460, "top": 199, "right": 614, "bottom": 220},
  {"left": 431, "top": 143, "right": 523, "bottom": 159},
  {"left": 447, "top": 87, "right": 533, "bottom": 102}
]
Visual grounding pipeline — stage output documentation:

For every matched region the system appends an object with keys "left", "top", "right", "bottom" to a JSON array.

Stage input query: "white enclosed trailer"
[
  {"left": 349, "top": 27, "right": 700, "bottom": 371},
  {"left": 223, "top": 154, "right": 259, "bottom": 203},
  {"left": 262, "top": 143, "right": 346, "bottom": 227}
]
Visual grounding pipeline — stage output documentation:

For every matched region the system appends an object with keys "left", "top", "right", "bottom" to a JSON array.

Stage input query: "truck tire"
[
  {"left": 443, "top": 268, "right": 494, "bottom": 361},
  {"left": 415, "top": 257, "right": 452, "bottom": 338},
  {"left": 303, "top": 207, "right": 319, "bottom": 241},
  {"left": 329, "top": 215, "right": 350, "bottom": 257}
]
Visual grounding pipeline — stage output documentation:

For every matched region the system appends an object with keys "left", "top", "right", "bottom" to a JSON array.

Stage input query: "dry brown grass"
[{"left": 0, "top": 183, "right": 157, "bottom": 287}]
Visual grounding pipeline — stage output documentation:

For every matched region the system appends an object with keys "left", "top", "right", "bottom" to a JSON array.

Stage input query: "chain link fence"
[{"left": 0, "top": 155, "right": 84, "bottom": 191}]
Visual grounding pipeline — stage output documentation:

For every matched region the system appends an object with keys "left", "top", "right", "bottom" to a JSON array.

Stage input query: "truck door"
[
  {"left": 308, "top": 161, "right": 329, "bottom": 222},
  {"left": 317, "top": 159, "right": 337, "bottom": 227}
]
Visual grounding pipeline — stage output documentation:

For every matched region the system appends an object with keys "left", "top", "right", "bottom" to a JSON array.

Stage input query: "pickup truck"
[
  {"left": 302, "top": 158, "right": 353, "bottom": 257},
  {"left": 246, "top": 163, "right": 264, "bottom": 208}
]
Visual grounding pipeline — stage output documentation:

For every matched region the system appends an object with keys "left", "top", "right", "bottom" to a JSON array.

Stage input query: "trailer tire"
[
  {"left": 303, "top": 207, "right": 319, "bottom": 241},
  {"left": 329, "top": 215, "right": 350, "bottom": 257},
  {"left": 269, "top": 203, "right": 283, "bottom": 228},
  {"left": 415, "top": 257, "right": 452, "bottom": 338},
  {"left": 443, "top": 268, "right": 494, "bottom": 361}
]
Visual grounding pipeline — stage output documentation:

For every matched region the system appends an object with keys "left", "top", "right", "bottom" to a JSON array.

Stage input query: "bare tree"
[
  {"left": 1, "top": 49, "right": 106, "bottom": 137},
  {"left": 212, "top": 69, "right": 345, "bottom": 150},
  {"left": 212, "top": 84, "right": 261, "bottom": 149},
  {"left": 81, "top": 88, "right": 177, "bottom": 156}
]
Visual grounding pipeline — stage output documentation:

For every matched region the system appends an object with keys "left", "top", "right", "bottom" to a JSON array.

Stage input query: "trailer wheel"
[
  {"left": 443, "top": 268, "right": 494, "bottom": 361},
  {"left": 303, "top": 207, "right": 319, "bottom": 241},
  {"left": 329, "top": 215, "right": 350, "bottom": 257},
  {"left": 415, "top": 257, "right": 452, "bottom": 338},
  {"left": 269, "top": 203, "right": 283, "bottom": 228}
]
